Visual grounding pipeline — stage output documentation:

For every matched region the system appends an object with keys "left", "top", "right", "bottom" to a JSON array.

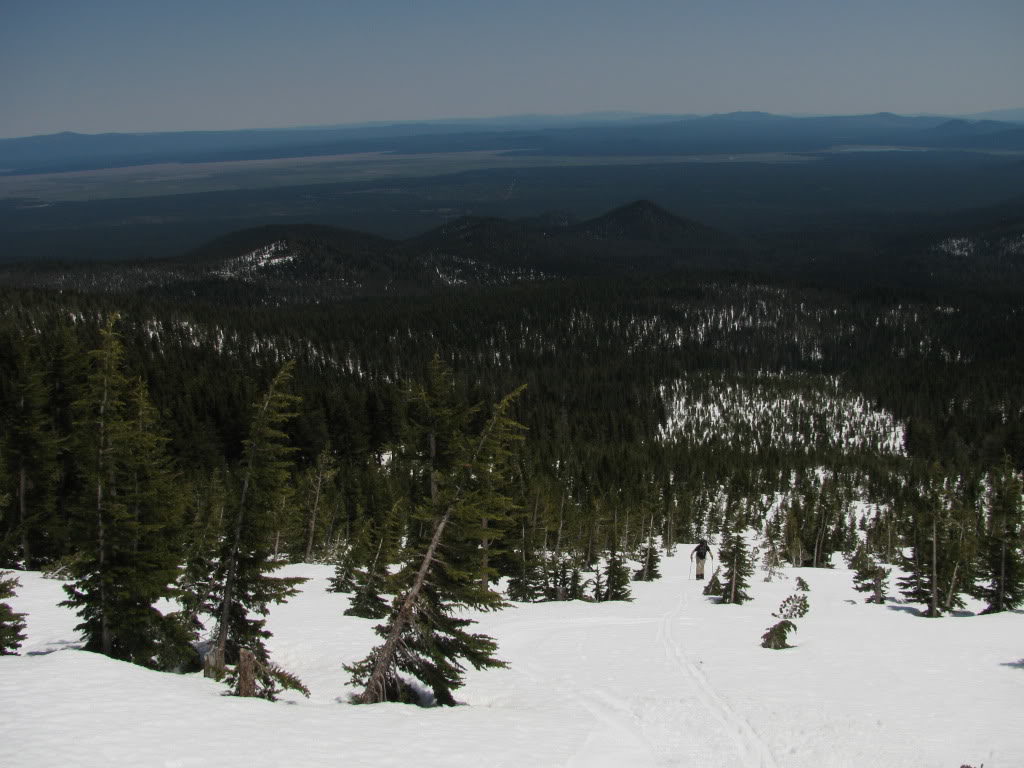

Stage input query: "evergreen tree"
[
  {"left": 346, "top": 366, "right": 524, "bottom": 706},
  {"left": 703, "top": 566, "right": 723, "bottom": 597},
  {"left": 773, "top": 593, "right": 809, "bottom": 620},
  {"left": 328, "top": 516, "right": 370, "bottom": 594},
  {"left": 0, "top": 571, "right": 27, "bottom": 655},
  {"left": 61, "top": 318, "right": 185, "bottom": 667},
  {"left": 978, "top": 461, "right": 1024, "bottom": 613},
  {"left": 633, "top": 513, "right": 662, "bottom": 582},
  {"left": 850, "top": 542, "right": 889, "bottom": 604},
  {"left": 719, "top": 525, "right": 753, "bottom": 605},
  {"left": 300, "top": 444, "right": 339, "bottom": 562},
  {"left": 761, "top": 620, "right": 797, "bottom": 649},
  {"left": 602, "top": 542, "right": 633, "bottom": 601},
  {"left": 2, "top": 337, "right": 60, "bottom": 568},
  {"left": 209, "top": 362, "right": 306, "bottom": 669},
  {"left": 506, "top": 518, "right": 546, "bottom": 602},
  {"left": 899, "top": 474, "right": 956, "bottom": 618}
]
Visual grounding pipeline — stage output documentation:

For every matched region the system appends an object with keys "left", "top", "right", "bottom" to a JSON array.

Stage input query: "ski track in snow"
[
  {"left": 660, "top": 589, "right": 780, "bottom": 768},
  {"left": 3, "top": 553, "right": 1023, "bottom": 767}
]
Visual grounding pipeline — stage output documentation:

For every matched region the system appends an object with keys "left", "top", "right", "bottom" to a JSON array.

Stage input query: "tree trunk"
[
  {"left": 304, "top": 469, "right": 324, "bottom": 562},
  {"left": 18, "top": 465, "right": 30, "bottom": 566},
  {"left": 929, "top": 517, "right": 939, "bottom": 618},
  {"left": 944, "top": 560, "right": 960, "bottom": 612},
  {"left": 96, "top": 365, "right": 112, "bottom": 656},
  {"left": 236, "top": 648, "right": 257, "bottom": 697},
  {"left": 480, "top": 516, "right": 490, "bottom": 590},
  {"left": 998, "top": 537, "right": 1007, "bottom": 613}
]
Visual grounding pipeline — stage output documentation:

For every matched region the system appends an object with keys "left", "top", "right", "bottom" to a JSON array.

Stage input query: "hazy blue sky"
[{"left": 2, "top": 0, "right": 1022, "bottom": 138}]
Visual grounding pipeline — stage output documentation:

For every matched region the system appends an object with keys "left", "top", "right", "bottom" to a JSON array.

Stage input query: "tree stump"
[
  {"left": 236, "top": 648, "right": 257, "bottom": 697},
  {"left": 203, "top": 648, "right": 224, "bottom": 679}
]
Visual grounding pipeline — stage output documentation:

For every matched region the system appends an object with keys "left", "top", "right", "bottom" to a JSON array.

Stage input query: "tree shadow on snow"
[
  {"left": 885, "top": 604, "right": 925, "bottom": 617},
  {"left": 26, "top": 639, "right": 81, "bottom": 656}
]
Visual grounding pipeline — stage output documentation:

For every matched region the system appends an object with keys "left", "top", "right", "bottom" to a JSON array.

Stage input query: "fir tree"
[
  {"left": 703, "top": 566, "right": 723, "bottom": 597},
  {"left": 346, "top": 365, "right": 524, "bottom": 706},
  {"left": 978, "top": 461, "right": 1024, "bottom": 613},
  {"left": 0, "top": 571, "right": 27, "bottom": 655},
  {"left": 761, "top": 620, "right": 797, "bottom": 649},
  {"left": 602, "top": 542, "right": 633, "bottom": 601},
  {"left": 899, "top": 474, "right": 956, "bottom": 618},
  {"left": 61, "top": 318, "right": 186, "bottom": 667},
  {"left": 633, "top": 514, "right": 662, "bottom": 582},
  {"left": 773, "top": 593, "right": 809, "bottom": 620},
  {"left": 2, "top": 337, "right": 60, "bottom": 568},
  {"left": 850, "top": 542, "right": 889, "bottom": 604},
  {"left": 507, "top": 518, "right": 546, "bottom": 602},
  {"left": 301, "top": 444, "right": 339, "bottom": 562},
  {"left": 209, "top": 362, "right": 306, "bottom": 670},
  {"left": 719, "top": 526, "right": 753, "bottom": 605}
]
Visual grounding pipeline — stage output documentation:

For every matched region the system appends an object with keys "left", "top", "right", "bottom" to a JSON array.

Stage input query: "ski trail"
[
  {"left": 514, "top": 660, "right": 659, "bottom": 767},
  {"left": 660, "top": 589, "right": 780, "bottom": 768}
]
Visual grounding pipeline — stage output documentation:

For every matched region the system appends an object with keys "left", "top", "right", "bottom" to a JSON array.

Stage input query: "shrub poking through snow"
[
  {"left": 0, "top": 571, "right": 27, "bottom": 655},
  {"left": 761, "top": 619, "right": 797, "bottom": 649},
  {"left": 795, "top": 576, "right": 810, "bottom": 592},
  {"left": 763, "top": 592, "right": 809, "bottom": 649},
  {"left": 703, "top": 567, "right": 723, "bottom": 597},
  {"left": 773, "top": 593, "right": 810, "bottom": 620}
]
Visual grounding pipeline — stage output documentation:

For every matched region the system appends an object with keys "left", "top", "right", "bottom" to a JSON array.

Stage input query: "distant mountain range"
[{"left": 2, "top": 111, "right": 1023, "bottom": 175}]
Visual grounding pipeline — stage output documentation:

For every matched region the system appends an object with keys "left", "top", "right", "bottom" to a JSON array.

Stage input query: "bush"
[{"left": 761, "top": 620, "right": 797, "bottom": 649}]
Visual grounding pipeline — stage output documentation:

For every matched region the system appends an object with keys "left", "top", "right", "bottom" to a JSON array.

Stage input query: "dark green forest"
[{"left": 1, "top": 199, "right": 1022, "bottom": 699}]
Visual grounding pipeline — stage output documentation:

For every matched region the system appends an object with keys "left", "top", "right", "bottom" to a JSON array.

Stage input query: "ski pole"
[{"left": 688, "top": 559, "right": 693, "bottom": 580}]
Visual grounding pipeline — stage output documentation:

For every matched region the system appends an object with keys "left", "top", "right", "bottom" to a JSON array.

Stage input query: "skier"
[{"left": 691, "top": 540, "right": 713, "bottom": 580}]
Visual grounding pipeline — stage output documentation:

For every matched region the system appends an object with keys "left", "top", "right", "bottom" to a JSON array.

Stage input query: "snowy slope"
[{"left": 2, "top": 553, "right": 1021, "bottom": 768}]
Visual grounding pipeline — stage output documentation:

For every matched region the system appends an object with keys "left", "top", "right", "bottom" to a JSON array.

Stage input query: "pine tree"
[
  {"left": 899, "top": 474, "right": 955, "bottom": 618},
  {"left": 633, "top": 514, "right": 662, "bottom": 582},
  {"left": 978, "top": 461, "right": 1024, "bottom": 614},
  {"left": 0, "top": 571, "right": 27, "bottom": 655},
  {"left": 209, "top": 362, "right": 306, "bottom": 670},
  {"left": 760, "top": 620, "right": 797, "bottom": 649},
  {"left": 301, "top": 444, "right": 339, "bottom": 562},
  {"left": 602, "top": 542, "right": 633, "bottom": 601},
  {"left": 328, "top": 515, "right": 370, "bottom": 594},
  {"left": 850, "top": 542, "right": 889, "bottom": 604},
  {"left": 346, "top": 364, "right": 524, "bottom": 706},
  {"left": 2, "top": 337, "right": 60, "bottom": 568},
  {"left": 773, "top": 593, "right": 809, "bottom": 619},
  {"left": 61, "top": 318, "right": 187, "bottom": 667},
  {"left": 719, "top": 525, "right": 753, "bottom": 604}
]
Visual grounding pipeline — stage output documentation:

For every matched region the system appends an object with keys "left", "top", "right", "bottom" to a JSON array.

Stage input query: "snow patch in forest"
[
  {"left": 214, "top": 241, "right": 296, "bottom": 281},
  {"left": 657, "top": 374, "right": 906, "bottom": 455}
]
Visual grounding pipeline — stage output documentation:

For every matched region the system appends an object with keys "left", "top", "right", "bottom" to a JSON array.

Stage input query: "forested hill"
[
  {"left": 1, "top": 193, "right": 1022, "bottom": 692},
  {"left": 3, "top": 198, "right": 1024, "bottom": 301}
]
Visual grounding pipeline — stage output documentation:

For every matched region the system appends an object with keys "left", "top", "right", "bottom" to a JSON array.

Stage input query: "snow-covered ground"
[{"left": 2, "top": 552, "right": 1022, "bottom": 767}]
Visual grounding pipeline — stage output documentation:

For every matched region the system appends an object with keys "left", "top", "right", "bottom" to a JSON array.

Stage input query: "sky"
[{"left": 1, "top": 0, "right": 1022, "bottom": 138}]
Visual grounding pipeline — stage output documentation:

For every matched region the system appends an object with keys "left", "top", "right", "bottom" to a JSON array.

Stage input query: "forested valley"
[{"left": 1, "top": 201, "right": 1022, "bottom": 704}]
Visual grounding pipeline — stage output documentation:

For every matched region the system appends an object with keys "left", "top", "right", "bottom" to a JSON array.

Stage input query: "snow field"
[{"left": 2, "top": 551, "right": 1022, "bottom": 767}]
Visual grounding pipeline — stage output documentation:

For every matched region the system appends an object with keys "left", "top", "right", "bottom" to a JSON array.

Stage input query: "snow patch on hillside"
[
  {"left": 658, "top": 374, "right": 906, "bottom": 455},
  {"left": 214, "top": 241, "right": 295, "bottom": 281}
]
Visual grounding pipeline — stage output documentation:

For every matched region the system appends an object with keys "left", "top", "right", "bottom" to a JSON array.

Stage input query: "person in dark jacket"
[{"left": 691, "top": 540, "right": 713, "bottom": 579}]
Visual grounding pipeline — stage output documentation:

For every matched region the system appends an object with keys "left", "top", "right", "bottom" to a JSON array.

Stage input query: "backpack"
[{"left": 695, "top": 542, "right": 710, "bottom": 558}]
